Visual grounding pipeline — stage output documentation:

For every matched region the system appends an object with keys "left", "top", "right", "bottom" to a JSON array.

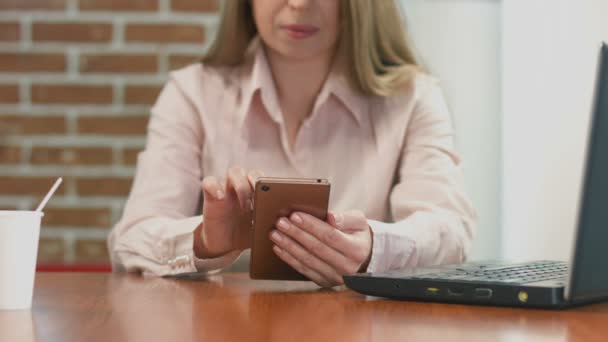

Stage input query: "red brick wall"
[{"left": 0, "top": 0, "right": 219, "bottom": 265}]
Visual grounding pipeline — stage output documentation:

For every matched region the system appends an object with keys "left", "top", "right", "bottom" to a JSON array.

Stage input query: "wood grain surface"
[{"left": 1, "top": 272, "right": 607, "bottom": 342}]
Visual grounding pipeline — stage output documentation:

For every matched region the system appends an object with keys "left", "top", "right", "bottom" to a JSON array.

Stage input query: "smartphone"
[{"left": 249, "top": 177, "right": 331, "bottom": 280}]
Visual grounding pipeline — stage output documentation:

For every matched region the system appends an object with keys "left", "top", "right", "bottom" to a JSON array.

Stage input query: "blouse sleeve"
[
  {"left": 366, "top": 80, "right": 477, "bottom": 273},
  {"left": 107, "top": 73, "right": 240, "bottom": 276}
]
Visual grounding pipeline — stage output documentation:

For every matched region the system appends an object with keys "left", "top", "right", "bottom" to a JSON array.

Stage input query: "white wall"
[
  {"left": 401, "top": 0, "right": 502, "bottom": 260},
  {"left": 400, "top": 0, "right": 608, "bottom": 262},
  {"left": 502, "top": 0, "right": 608, "bottom": 261}
]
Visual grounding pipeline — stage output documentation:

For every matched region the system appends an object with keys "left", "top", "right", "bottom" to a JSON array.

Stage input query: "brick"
[
  {"left": 0, "top": 176, "right": 67, "bottom": 195},
  {"left": 74, "top": 239, "right": 110, "bottom": 263},
  {"left": 125, "top": 23, "right": 205, "bottom": 44},
  {"left": 79, "top": 0, "right": 158, "bottom": 11},
  {"left": 169, "top": 54, "right": 200, "bottom": 70},
  {"left": 80, "top": 54, "right": 157, "bottom": 74},
  {"left": 37, "top": 238, "right": 66, "bottom": 263},
  {"left": 122, "top": 147, "right": 141, "bottom": 165},
  {"left": 0, "top": 146, "right": 21, "bottom": 164},
  {"left": 0, "top": 85, "right": 19, "bottom": 103},
  {"left": 32, "top": 84, "right": 113, "bottom": 104},
  {"left": 77, "top": 115, "right": 148, "bottom": 136},
  {"left": 0, "top": 115, "right": 66, "bottom": 135},
  {"left": 0, "top": 53, "right": 66, "bottom": 72},
  {"left": 76, "top": 177, "right": 132, "bottom": 196},
  {"left": 30, "top": 146, "right": 113, "bottom": 165},
  {"left": 0, "top": 0, "right": 66, "bottom": 10},
  {"left": 33, "top": 23, "right": 113, "bottom": 43},
  {"left": 0, "top": 23, "right": 20, "bottom": 41},
  {"left": 43, "top": 207, "right": 111, "bottom": 228},
  {"left": 171, "top": 0, "right": 218, "bottom": 12},
  {"left": 124, "top": 85, "right": 162, "bottom": 105}
]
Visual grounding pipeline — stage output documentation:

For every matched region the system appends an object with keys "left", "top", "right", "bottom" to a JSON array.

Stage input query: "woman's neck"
[{"left": 265, "top": 47, "right": 334, "bottom": 121}]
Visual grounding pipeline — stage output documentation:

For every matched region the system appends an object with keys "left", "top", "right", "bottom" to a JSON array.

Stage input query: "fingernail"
[
  {"left": 216, "top": 189, "right": 225, "bottom": 200},
  {"left": 334, "top": 213, "right": 344, "bottom": 227},
  {"left": 247, "top": 199, "right": 254, "bottom": 211},
  {"left": 277, "top": 218, "right": 289, "bottom": 231},
  {"left": 270, "top": 230, "right": 282, "bottom": 242},
  {"left": 291, "top": 213, "right": 303, "bottom": 224}
]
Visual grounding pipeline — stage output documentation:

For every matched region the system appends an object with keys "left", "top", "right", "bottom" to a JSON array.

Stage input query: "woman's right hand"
[{"left": 194, "top": 167, "right": 264, "bottom": 259}]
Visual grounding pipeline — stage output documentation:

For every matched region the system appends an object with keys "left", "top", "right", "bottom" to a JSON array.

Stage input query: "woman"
[{"left": 108, "top": 0, "right": 476, "bottom": 288}]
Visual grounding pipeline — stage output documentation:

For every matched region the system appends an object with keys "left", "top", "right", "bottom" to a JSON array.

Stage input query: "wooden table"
[{"left": 1, "top": 273, "right": 608, "bottom": 342}]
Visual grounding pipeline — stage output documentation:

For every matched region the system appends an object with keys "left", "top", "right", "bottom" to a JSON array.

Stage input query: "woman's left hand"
[{"left": 269, "top": 210, "right": 373, "bottom": 288}]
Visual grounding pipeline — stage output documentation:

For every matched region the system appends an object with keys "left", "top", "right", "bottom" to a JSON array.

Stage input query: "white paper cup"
[
  {"left": 0, "top": 311, "right": 36, "bottom": 341},
  {"left": 0, "top": 211, "right": 43, "bottom": 310}
]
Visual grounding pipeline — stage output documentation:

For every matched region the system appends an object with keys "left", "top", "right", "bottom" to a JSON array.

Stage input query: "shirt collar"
[
  {"left": 319, "top": 52, "right": 367, "bottom": 126},
  {"left": 240, "top": 37, "right": 366, "bottom": 127}
]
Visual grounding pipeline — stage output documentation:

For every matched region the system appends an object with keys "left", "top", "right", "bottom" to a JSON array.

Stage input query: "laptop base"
[{"left": 344, "top": 273, "right": 571, "bottom": 309}]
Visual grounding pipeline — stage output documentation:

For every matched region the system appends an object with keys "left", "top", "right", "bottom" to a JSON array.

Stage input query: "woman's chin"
[{"left": 273, "top": 45, "right": 332, "bottom": 62}]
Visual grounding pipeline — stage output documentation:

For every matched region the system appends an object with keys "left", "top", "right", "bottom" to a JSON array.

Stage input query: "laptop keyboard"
[{"left": 410, "top": 261, "right": 569, "bottom": 284}]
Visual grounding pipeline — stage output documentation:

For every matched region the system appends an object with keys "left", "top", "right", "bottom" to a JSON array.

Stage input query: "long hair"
[{"left": 202, "top": 0, "right": 423, "bottom": 97}]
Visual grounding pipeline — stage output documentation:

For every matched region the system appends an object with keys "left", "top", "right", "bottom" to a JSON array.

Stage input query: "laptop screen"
[{"left": 569, "top": 43, "right": 608, "bottom": 302}]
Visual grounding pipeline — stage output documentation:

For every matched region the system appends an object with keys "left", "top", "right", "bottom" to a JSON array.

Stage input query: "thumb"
[
  {"left": 247, "top": 169, "right": 265, "bottom": 188},
  {"left": 327, "top": 210, "right": 367, "bottom": 231}
]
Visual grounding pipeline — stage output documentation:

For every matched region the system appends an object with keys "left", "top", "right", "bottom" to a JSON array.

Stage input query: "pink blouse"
[{"left": 107, "top": 41, "right": 477, "bottom": 277}]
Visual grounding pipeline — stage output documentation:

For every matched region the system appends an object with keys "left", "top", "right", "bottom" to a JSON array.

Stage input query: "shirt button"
[{"left": 174, "top": 255, "right": 190, "bottom": 268}]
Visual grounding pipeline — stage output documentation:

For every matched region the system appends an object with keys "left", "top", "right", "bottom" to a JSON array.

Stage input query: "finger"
[
  {"left": 327, "top": 210, "right": 367, "bottom": 232},
  {"left": 272, "top": 245, "right": 335, "bottom": 288},
  {"left": 227, "top": 166, "right": 253, "bottom": 210},
  {"left": 276, "top": 217, "right": 359, "bottom": 275},
  {"left": 270, "top": 230, "right": 343, "bottom": 286},
  {"left": 201, "top": 176, "right": 225, "bottom": 201},
  {"left": 290, "top": 212, "right": 359, "bottom": 260},
  {"left": 247, "top": 170, "right": 264, "bottom": 210},
  {"left": 247, "top": 169, "right": 264, "bottom": 188}
]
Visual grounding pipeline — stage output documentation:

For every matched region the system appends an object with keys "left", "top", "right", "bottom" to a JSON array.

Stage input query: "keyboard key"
[{"left": 406, "top": 261, "right": 569, "bottom": 284}]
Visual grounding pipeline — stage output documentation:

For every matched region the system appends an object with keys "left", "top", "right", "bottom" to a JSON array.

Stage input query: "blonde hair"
[{"left": 202, "top": 0, "right": 423, "bottom": 97}]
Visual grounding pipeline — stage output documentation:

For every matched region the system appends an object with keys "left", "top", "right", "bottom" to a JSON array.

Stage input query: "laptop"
[{"left": 344, "top": 42, "right": 608, "bottom": 309}]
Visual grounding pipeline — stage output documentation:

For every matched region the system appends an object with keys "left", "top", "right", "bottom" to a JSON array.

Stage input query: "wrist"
[
  {"left": 192, "top": 221, "right": 207, "bottom": 259},
  {"left": 358, "top": 226, "right": 373, "bottom": 273},
  {"left": 192, "top": 220, "right": 233, "bottom": 259}
]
